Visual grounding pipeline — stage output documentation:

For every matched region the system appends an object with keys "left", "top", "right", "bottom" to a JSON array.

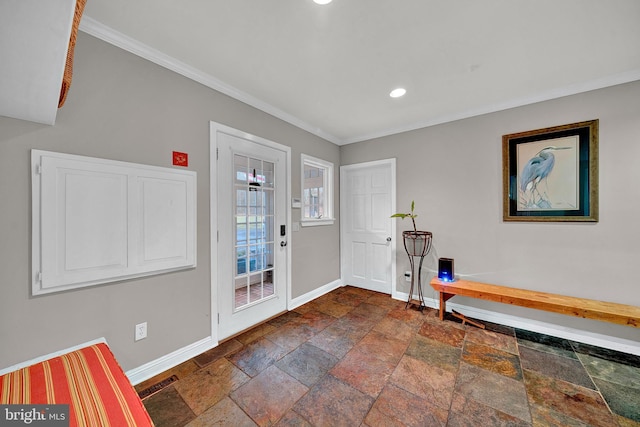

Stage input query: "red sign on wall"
[{"left": 172, "top": 151, "right": 188, "bottom": 167}]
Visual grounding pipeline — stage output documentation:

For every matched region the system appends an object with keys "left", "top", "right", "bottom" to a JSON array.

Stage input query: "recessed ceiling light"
[
  {"left": 389, "top": 88, "right": 406, "bottom": 98},
  {"left": 314, "top": 0, "right": 332, "bottom": 4}
]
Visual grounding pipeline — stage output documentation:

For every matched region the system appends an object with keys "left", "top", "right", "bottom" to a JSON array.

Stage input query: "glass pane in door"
[{"left": 234, "top": 154, "right": 275, "bottom": 310}]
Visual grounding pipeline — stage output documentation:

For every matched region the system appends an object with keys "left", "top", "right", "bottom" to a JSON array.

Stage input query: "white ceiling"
[{"left": 80, "top": 0, "right": 640, "bottom": 145}]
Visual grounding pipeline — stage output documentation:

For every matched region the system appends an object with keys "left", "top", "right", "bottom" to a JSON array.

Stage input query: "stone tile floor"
[{"left": 136, "top": 286, "right": 640, "bottom": 426}]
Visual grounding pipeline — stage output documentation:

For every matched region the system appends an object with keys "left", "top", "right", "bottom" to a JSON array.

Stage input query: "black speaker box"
[{"left": 438, "top": 258, "right": 454, "bottom": 282}]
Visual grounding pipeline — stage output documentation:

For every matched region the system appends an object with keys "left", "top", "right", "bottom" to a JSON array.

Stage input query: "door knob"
[
  {"left": 386, "top": 237, "right": 392, "bottom": 242},
  {"left": 280, "top": 241, "right": 287, "bottom": 247}
]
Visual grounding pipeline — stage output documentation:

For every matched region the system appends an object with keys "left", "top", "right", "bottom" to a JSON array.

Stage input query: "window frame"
[{"left": 300, "top": 154, "right": 335, "bottom": 227}]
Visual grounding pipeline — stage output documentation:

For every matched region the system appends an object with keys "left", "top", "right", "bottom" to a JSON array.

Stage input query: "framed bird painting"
[{"left": 502, "top": 119, "right": 598, "bottom": 222}]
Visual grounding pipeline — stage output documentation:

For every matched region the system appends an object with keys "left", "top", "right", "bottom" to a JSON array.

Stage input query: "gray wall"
[
  {"left": 341, "top": 81, "right": 640, "bottom": 344},
  {"left": 0, "top": 33, "right": 340, "bottom": 371}
]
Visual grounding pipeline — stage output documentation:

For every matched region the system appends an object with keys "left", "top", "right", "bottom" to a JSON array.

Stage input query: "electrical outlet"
[
  {"left": 405, "top": 271, "right": 412, "bottom": 282},
  {"left": 135, "top": 322, "right": 147, "bottom": 341}
]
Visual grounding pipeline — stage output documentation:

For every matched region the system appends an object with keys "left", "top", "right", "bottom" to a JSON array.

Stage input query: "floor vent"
[{"left": 138, "top": 375, "right": 179, "bottom": 400}]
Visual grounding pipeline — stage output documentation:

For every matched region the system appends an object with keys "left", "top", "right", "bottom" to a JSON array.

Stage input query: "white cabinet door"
[
  {"left": 135, "top": 173, "right": 195, "bottom": 270},
  {"left": 40, "top": 157, "right": 130, "bottom": 289},
  {"left": 32, "top": 150, "right": 196, "bottom": 295}
]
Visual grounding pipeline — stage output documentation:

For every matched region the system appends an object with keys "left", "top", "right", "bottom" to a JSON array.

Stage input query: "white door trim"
[
  {"left": 340, "top": 158, "right": 397, "bottom": 298},
  {"left": 210, "top": 121, "right": 291, "bottom": 343}
]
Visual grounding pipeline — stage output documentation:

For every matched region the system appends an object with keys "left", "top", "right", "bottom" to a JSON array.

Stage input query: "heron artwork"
[{"left": 519, "top": 145, "right": 572, "bottom": 209}]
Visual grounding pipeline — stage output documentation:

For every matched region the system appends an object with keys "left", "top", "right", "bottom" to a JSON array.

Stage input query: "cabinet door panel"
[{"left": 33, "top": 150, "right": 196, "bottom": 295}]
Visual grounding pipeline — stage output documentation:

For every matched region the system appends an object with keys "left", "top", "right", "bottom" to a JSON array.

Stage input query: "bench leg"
[{"left": 439, "top": 292, "right": 455, "bottom": 321}]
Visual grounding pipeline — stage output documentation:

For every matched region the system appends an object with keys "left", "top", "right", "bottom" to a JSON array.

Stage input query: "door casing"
[{"left": 210, "top": 121, "right": 291, "bottom": 344}]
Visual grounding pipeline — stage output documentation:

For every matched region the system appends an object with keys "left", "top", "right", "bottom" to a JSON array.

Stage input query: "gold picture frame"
[{"left": 502, "top": 119, "right": 598, "bottom": 222}]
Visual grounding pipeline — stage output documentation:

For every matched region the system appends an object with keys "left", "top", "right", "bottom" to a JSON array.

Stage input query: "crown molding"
[
  {"left": 79, "top": 16, "right": 341, "bottom": 145},
  {"left": 79, "top": 16, "right": 639, "bottom": 147},
  {"left": 341, "top": 69, "right": 640, "bottom": 145}
]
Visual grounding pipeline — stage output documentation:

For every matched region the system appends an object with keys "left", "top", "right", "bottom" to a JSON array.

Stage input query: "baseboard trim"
[
  {"left": 125, "top": 279, "right": 344, "bottom": 386},
  {"left": 394, "top": 291, "right": 640, "bottom": 356},
  {"left": 120, "top": 283, "right": 639, "bottom": 386},
  {"left": 126, "top": 336, "right": 217, "bottom": 385},
  {"left": 289, "top": 279, "right": 343, "bottom": 310}
]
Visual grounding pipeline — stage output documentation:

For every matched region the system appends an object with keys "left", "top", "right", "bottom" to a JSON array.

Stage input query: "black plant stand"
[{"left": 402, "top": 231, "right": 432, "bottom": 312}]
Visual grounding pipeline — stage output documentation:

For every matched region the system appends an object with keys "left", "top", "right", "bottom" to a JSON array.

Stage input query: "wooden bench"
[{"left": 430, "top": 277, "right": 640, "bottom": 328}]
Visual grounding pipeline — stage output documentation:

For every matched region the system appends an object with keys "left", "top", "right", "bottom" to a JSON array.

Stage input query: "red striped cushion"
[{"left": 1, "top": 343, "right": 153, "bottom": 426}]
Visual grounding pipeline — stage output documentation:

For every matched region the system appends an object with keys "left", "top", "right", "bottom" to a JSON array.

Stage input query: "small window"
[{"left": 301, "top": 154, "right": 334, "bottom": 226}]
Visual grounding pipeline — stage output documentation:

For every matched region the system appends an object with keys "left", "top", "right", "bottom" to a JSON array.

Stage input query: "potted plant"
[
  {"left": 391, "top": 201, "right": 433, "bottom": 310},
  {"left": 391, "top": 201, "right": 432, "bottom": 257}
]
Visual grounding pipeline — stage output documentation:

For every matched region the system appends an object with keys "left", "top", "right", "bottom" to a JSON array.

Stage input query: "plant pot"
[{"left": 402, "top": 230, "right": 432, "bottom": 257}]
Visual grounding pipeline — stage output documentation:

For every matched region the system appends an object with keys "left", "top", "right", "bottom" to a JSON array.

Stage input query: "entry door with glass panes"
[{"left": 216, "top": 130, "right": 288, "bottom": 340}]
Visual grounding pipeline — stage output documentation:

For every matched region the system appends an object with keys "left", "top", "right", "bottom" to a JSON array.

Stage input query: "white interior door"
[
  {"left": 212, "top": 123, "right": 289, "bottom": 341},
  {"left": 340, "top": 159, "right": 396, "bottom": 295}
]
